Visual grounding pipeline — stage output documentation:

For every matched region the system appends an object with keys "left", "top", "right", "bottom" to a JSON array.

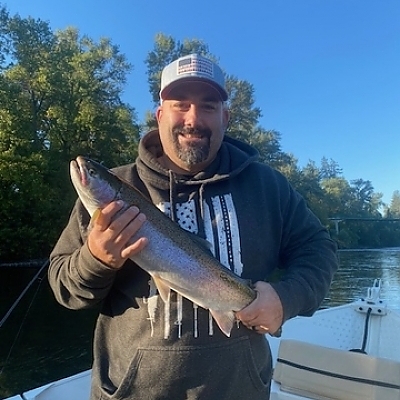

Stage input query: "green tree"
[
  {"left": 146, "top": 33, "right": 211, "bottom": 107},
  {"left": 276, "top": 154, "right": 302, "bottom": 188},
  {"left": 350, "top": 179, "right": 382, "bottom": 216},
  {"left": 388, "top": 190, "right": 400, "bottom": 217},
  {"left": 295, "top": 161, "right": 328, "bottom": 222},
  {"left": 0, "top": 7, "right": 140, "bottom": 165},
  {"left": 35, "top": 27, "right": 139, "bottom": 166},
  {"left": 320, "top": 157, "right": 342, "bottom": 179},
  {"left": 225, "top": 76, "right": 290, "bottom": 168},
  {"left": 321, "top": 177, "right": 354, "bottom": 217},
  {"left": 0, "top": 6, "right": 140, "bottom": 261},
  {"left": 225, "top": 77, "right": 261, "bottom": 135}
]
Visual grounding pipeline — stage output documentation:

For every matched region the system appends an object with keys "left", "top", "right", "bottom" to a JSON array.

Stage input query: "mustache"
[{"left": 173, "top": 126, "right": 212, "bottom": 138}]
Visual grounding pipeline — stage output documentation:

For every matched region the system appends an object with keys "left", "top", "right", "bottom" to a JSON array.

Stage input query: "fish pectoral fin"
[
  {"left": 89, "top": 208, "right": 102, "bottom": 227},
  {"left": 152, "top": 275, "right": 171, "bottom": 303},
  {"left": 209, "top": 309, "right": 236, "bottom": 337}
]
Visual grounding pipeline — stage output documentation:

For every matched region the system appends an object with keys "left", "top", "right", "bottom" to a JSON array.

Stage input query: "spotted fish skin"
[{"left": 70, "top": 156, "right": 256, "bottom": 337}]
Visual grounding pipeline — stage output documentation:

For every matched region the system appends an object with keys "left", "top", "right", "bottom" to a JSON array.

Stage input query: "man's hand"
[
  {"left": 87, "top": 200, "right": 148, "bottom": 269},
  {"left": 236, "top": 281, "right": 283, "bottom": 335}
]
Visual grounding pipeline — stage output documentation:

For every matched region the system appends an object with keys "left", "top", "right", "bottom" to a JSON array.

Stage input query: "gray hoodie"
[{"left": 49, "top": 130, "right": 338, "bottom": 400}]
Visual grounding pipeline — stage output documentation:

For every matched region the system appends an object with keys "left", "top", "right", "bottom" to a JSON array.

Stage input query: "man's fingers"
[
  {"left": 121, "top": 237, "right": 148, "bottom": 259},
  {"left": 235, "top": 281, "right": 283, "bottom": 335},
  {"left": 109, "top": 206, "right": 140, "bottom": 234},
  {"left": 91, "top": 201, "right": 125, "bottom": 231},
  {"left": 113, "top": 208, "right": 146, "bottom": 246},
  {"left": 117, "top": 210, "right": 147, "bottom": 257},
  {"left": 87, "top": 202, "right": 148, "bottom": 269},
  {"left": 235, "top": 291, "right": 260, "bottom": 321}
]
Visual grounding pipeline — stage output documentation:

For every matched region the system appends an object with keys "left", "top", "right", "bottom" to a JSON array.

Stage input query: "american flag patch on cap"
[
  {"left": 160, "top": 53, "right": 228, "bottom": 101},
  {"left": 177, "top": 56, "right": 214, "bottom": 78}
]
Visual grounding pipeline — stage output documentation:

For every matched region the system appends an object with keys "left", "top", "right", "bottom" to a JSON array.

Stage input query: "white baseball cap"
[{"left": 159, "top": 54, "right": 228, "bottom": 102}]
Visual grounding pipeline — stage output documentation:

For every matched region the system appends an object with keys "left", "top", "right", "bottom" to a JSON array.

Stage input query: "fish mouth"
[{"left": 70, "top": 156, "right": 89, "bottom": 187}]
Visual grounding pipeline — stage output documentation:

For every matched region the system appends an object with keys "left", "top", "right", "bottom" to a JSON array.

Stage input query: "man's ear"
[{"left": 155, "top": 106, "right": 163, "bottom": 124}]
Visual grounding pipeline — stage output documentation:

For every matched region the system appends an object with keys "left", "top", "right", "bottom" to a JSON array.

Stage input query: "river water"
[
  {"left": 322, "top": 248, "right": 400, "bottom": 309},
  {"left": 1, "top": 248, "right": 400, "bottom": 398}
]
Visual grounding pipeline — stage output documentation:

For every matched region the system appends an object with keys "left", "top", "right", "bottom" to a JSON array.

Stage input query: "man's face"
[{"left": 156, "top": 82, "right": 229, "bottom": 174}]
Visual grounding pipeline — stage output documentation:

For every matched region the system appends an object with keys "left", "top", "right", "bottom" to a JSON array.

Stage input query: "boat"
[
  {"left": 4, "top": 370, "right": 91, "bottom": 400},
  {"left": 269, "top": 279, "right": 400, "bottom": 400},
  {"left": 4, "top": 279, "right": 400, "bottom": 400}
]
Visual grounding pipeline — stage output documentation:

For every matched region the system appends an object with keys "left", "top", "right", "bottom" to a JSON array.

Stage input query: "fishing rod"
[{"left": 0, "top": 259, "right": 49, "bottom": 328}]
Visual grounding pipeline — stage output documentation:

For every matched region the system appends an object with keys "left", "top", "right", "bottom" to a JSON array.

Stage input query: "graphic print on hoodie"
[{"left": 143, "top": 194, "right": 243, "bottom": 339}]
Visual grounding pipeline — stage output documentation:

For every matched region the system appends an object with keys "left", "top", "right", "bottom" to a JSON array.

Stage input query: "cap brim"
[{"left": 160, "top": 77, "right": 228, "bottom": 102}]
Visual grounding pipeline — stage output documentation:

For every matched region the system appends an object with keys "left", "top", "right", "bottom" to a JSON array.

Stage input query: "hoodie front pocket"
[{"left": 98, "top": 335, "right": 271, "bottom": 400}]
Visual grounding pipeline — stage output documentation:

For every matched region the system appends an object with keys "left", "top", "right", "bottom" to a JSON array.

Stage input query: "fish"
[{"left": 70, "top": 156, "right": 256, "bottom": 337}]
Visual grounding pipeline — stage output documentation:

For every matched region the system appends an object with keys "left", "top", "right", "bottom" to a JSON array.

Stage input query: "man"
[{"left": 48, "top": 53, "right": 338, "bottom": 399}]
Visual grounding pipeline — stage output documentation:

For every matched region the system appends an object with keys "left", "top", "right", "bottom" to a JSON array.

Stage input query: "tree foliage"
[
  {"left": 388, "top": 191, "right": 400, "bottom": 217},
  {"left": 145, "top": 33, "right": 212, "bottom": 106},
  {"left": 0, "top": 6, "right": 140, "bottom": 261}
]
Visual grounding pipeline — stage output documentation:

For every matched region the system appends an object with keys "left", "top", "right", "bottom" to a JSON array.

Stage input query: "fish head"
[{"left": 70, "top": 156, "right": 120, "bottom": 216}]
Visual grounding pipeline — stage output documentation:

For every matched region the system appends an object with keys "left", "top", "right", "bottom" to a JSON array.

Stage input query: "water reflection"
[{"left": 323, "top": 248, "right": 400, "bottom": 309}]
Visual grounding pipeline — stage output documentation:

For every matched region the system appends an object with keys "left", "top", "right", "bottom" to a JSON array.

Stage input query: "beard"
[{"left": 171, "top": 126, "right": 212, "bottom": 166}]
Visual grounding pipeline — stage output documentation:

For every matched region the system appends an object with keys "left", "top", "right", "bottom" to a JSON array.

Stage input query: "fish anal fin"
[
  {"left": 209, "top": 309, "right": 236, "bottom": 337},
  {"left": 152, "top": 275, "right": 171, "bottom": 303}
]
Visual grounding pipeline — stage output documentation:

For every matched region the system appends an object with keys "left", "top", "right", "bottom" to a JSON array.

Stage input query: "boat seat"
[{"left": 273, "top": 339, "right": 400, "bottom": 400}]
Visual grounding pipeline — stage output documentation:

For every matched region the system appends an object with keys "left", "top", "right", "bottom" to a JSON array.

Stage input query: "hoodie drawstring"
[{"left": 168, "top": 170, "right": 178, "bottom": 223}]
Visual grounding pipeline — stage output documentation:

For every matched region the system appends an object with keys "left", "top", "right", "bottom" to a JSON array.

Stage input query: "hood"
[{"left": 136, "top": 129, "right": 259, "bottom": 191}]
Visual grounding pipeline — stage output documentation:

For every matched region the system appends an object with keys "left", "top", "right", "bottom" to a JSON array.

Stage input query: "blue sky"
[{"left": 3, "top": 0, "right": 400, "bottom": 206}]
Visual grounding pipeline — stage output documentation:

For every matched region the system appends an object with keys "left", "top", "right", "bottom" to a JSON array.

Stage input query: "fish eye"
[{"left": 88, "top": 168, "right": 96, "bottom": 176}]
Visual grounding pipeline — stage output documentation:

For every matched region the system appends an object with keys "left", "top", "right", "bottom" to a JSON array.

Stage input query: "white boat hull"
[{"left": 4, "top": 370, "right": 91, "bottom": 400}]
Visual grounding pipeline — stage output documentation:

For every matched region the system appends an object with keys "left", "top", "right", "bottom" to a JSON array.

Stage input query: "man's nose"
[{"left": 184, "top": 105, "right": 202, "bottom": 127}]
